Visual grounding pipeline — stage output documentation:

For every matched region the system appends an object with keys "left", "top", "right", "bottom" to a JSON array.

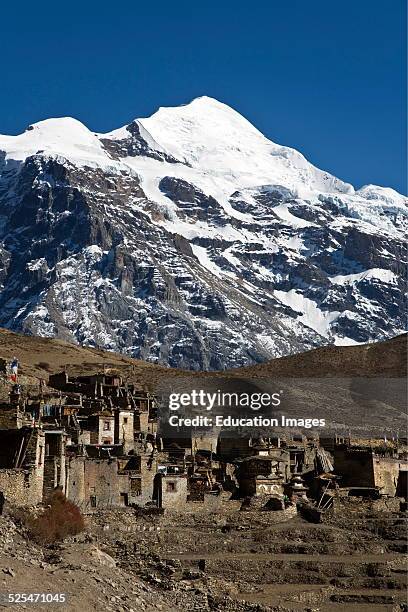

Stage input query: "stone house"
[
  {"left": 153, "top": 473, "right": 188, "bottom": 509},
  {"left": 0, "top": 427, "right": 45, "bottom": 506},
  {"left": 333, "top": 446, "right": 408, "bottom": 497},
  {"left": 66, "top": 454, "right": 142, "bottom": 510},
  {"left": 83, "top": 412, "right": 115, "bottom": 445}
]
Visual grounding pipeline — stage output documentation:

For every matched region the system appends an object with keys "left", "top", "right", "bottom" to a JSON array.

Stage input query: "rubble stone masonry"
[{"left": 0, "top": 429, "right": 45, "bottom": 506}]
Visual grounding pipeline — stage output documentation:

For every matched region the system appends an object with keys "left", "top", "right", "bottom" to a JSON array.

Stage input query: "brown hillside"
[
  {"left": 224, "top": 334, "right": 407, "bottom": 378},
  {"left": 0, "top": 328, "right": 405, "bottom": 391}
]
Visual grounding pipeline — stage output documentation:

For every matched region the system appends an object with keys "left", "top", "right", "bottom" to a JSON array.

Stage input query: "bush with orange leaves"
[{"left": 27, "top": 490, "right": 85, "bottom": 544}]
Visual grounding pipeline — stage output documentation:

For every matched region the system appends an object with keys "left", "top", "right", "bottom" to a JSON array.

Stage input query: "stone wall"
[
  {"left": 256, "top": 479, "right": 284, "bottom": 497},
  {"left": 333, "top": 447, "right": 375, "bottom": 487},
  {"left": 0, "top": 408, "right": 19, "bottom": 429},
  {"left": 373, "top": 456, "right": 407, "bottom": 497},
  {"left": 115, "top": 410, "right": 134, "bottom": 454},
  {"left": 0, "top": 467, "right": 43, "bottom": 506},
  {"left": 42, "top": 431, "right": 67, "bottom": 498},
  {"left": 134, "top": 412, "right": 149, "bottom": 434},
  {"left": 66, "top": 456, "right": 140, "bottom": 510},
  {"left": 138, "top": 452, "right": 156, "bottom": 505},
  {"left": 67, "top": 456, "right": 119, "bottom": 509},
  {"left": 66, "top": 456, "right": 86, "bottom": 505},
  {"left": 98, "top": 416, "right": 114, "bottom": 445},
  {"left": 0, "top": 429, "right": 44, "bottom": 506}
]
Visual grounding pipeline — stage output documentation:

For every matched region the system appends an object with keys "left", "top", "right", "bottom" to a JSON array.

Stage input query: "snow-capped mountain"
[{"left": 0, "top": 96, "right": 406, "bottom": 369}]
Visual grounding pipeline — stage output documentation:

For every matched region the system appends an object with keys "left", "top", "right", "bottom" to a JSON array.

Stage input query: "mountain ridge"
[
  {"left": 0, "top": 97, "right": 406, "bottom": 369},
  {"left": 1, "top": 96, "right": 395, "bottom": 196}
]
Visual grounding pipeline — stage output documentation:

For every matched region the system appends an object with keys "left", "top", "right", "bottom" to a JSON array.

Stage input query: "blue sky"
[{"left": 1, "top": 0, "right": 406, "bottom": 192}]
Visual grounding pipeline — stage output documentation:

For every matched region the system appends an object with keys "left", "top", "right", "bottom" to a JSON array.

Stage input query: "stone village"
[{"left": 0, "top": 358, "right": 406, "bottom": 518}]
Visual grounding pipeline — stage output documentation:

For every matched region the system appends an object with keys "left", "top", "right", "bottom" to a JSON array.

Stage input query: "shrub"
[{"left": 27, "top": 490, "right": 85, "bottom": 544}]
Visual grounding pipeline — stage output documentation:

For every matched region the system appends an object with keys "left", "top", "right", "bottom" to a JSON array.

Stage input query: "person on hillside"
[{"left": 10, "top": 357, "right": 19, "bottom": 382}]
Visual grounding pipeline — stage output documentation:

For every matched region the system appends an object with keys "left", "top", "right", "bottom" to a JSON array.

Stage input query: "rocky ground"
[
  {"left": 1, "top": 498, "right": 406, "bottom": 612},
  {"left": 0, "top": 505, "right": 286, "bottom": 612}
]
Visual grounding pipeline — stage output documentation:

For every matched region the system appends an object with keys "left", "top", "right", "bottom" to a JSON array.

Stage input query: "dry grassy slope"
[
  {"left": 224, "top": 333, "right": 407, "bottom": 378},
  {"left": 0, "top": 328, "right": 405, "bottom": 392},
  {"left": 0, "top": 327, "right": 178, "bottom": 390}
]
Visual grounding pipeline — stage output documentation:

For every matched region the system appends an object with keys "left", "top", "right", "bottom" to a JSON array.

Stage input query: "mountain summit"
[{"left": 0, "top": 97, "right": 406, "bottom": 369}]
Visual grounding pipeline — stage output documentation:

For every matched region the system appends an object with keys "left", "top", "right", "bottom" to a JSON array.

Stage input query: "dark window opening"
[{"left": 166, "top": 481, "right": 176, "bottom": 492}]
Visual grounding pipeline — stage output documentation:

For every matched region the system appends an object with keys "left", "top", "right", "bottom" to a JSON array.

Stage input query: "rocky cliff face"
[{"left": 0, "top": 97, "right": 406, "bottom": 369}]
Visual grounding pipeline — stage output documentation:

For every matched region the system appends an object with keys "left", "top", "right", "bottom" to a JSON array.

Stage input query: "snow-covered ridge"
[
  {"left": 0, "top": 96, "right": 406, "bottom": 368},
  {"left": 0, "top": 96, "right": 392, "bottom": 198},
  {"left": 138, "top": 96, "right": 355, "bottom": 198},
  {"left": 0, "top": 117, "right": 109, "bottom": 167},
  {"left": 1, "top": 96, "right": 405, "bottom": 212}
]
